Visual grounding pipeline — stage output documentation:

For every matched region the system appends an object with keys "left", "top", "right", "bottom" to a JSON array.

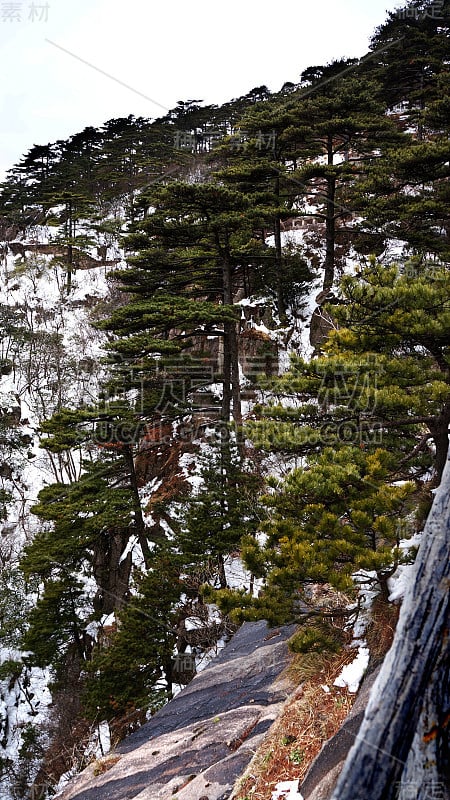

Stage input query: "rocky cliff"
[{"left": 57, "top": 621, "right": 296, "bottom": 800}]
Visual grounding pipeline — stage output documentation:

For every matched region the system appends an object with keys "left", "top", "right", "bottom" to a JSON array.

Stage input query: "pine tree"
[
  {"left": 213, "top": 445, "right": 414, "bottom": 631},
  {"left": 249, "top": 259, "right": 450, "bottom": 481},
  {"left": 19, "top": 404, "right": 152, "bottom": 678},
  {"left": 82, "top": 548, "right": 181, "bottom": 731},
  {"left": 100, "top": 180, "right": 260, "bottom": 426},
  {"left": 353, "top": 3, "right": 450, "bottom": 258},
  {"left": 230, "top": 66, "right": 402, "bottom": 289},
  {"left": 211, "top": 257, "right": 450, "bottom": 641},
  {"left": 366, "top": 0, "right": 450, "bottom": 123},
  {"left": 286, "top": 73, "right": 401, "bottom": 288},
  {"left": 175, "top": 438, "right": 263, "bottom": 589},
  {"left": 99, "top": 115, "right": 177, "bottom": 202},
  {"left": 45, "top": 138, "right": 99, "bottom": 293},
  {"left": 21, "top": 575, "right": 88, "bottom": 673},
  {"left": 353, "top": 137, "right": 450, "bottom": 261},
  {"left": 211, "top": 118, "right": 314, "bottom": 319}
]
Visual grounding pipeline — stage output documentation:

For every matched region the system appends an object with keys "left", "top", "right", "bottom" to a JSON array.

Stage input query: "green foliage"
[
  {"left": 21, "top": 406, "right": 150, "bottom": 676},
  {"left": 175, "top": 436, "right": 264, "bottom": 586},
  {"left": 215, "top": 252, "right": 450, "bottom": 639},
  {"left": 289, "top": 748, "right": 304, "bottom": 765},
  {"left": 288, "top": 622, "right": 344, "bottom": 655},
  {"left": 21, "top": 576, "right": 87, "bottom": 672},
  {"left": 367, "top": 0, "right": 450, "bottom": 112},
  {"left": 211, "top": 444, "right": 415, "bottom": 637},
  {"left": 1, "top": 0, "right": 448, "bottom": 745},
  {"left": 83, "top": 551, "right": 181, "bottom": 723},
  {"left": 248, "top": 258, "right": 450, "bottom": 480},
  {"left": 0, "top": 568, "right": 36, "bottom": 648},
  {"left": 354, "top": 142, "right": 450, "bottom": 260},
  {"left": 0, "top": 660, "right": 23, "bottom": 682},
  {"left": 98, "top": 180, "right": 259, "bottom": 423},
  {"left": 22, "top": 461, "right": 134, "bottom": 579}
]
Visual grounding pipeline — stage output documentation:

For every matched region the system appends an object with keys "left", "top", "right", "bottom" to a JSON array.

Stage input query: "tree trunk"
[
  {"left": 123, "top": 445, "right": 152, "bottom": 569},
  {"left": 92, "top": 530, "right": 132, "bottom": 614},
  {"left": 217, "top": 554, "right": 227, "bottom": 589},
  {"left": 273, "top": 173, "right": 287, "bottom": 321},
  {"left": 323, "top": 134, "right": 336, "bottom": 291},
  {"left": 222, "top": 321, "right": 232, "bottom": 421},
  {"left": 401, "top": 639, "right": 450, "bottom": 799},
  {"left": 230, "top": 320, "right": 242, "bottom": 426},
  {"left": 429, "top": 409, "right": 450, "bottom": 484},
  {"left": 66, "top": 199, "right": 73, "bottom": 295},
  {"left": 323, "top": 174, "right": 336, "bottom": 291},
  {"left": 331, "top": 452, "right": 450, "bottom": 800},
  {"left": 222, "top": 249, "right": 241, "bottom": 425}
]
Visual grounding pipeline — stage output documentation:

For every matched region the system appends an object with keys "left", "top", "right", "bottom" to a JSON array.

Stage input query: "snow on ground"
[
  {"left": 224, "top": 554, "right": 264, "bottom": 596},
  {"left": 0, "top": 657, "right": 53, "bottom": 794},
  {"left": 84, "top": 721, "right": 111, "bottom": 760},
  {"left": 387, "top": 531, "right": 422, "bottom": 603},
  {"left": 333, "top": 645, "right": 370, "bottom": 693},
  {"left": 0, "top": 242, "right": 117, "bottom": 793},
  {"left": 349, "top": 570, "right": 380, "bottom": 640},
  {"left": 239, "top": 295, "right": 272, "bottom": 307},
  {"left": 178, "top": 450, "right": 204, "bottom": 492},
  {"left": 85, "top": 612, "right": 117, "bottom": 643},
  {"left": 0, "top": 658, "right": 53, "bottom": 751},
  {"left": 272, "top": 779, "right": 304, "bottom": 800},
  {"left": 334, "top": 531, "right": 421, "bottom": 693},
  {"left": 139, "top": 477, "right": 163, "bottom": 507},
  {"left": 379, "top": 237, "right": 410, "bottom": 264}
]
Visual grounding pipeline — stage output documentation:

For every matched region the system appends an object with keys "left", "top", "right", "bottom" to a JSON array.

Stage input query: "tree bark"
[
  {"left": 331, "top": 452, "right": 450, "bottom": 800},
  {"left": 222, "top": 248, "right": 241, "bottom": 425},
  {"left": 428, "top": 407, "right": 450, "bottom": 484},
  {"left": 66, "top": 199, "right": 73, "bottom": 295},
  {"left": 273, "top": 172, "right": 286, "bottom": 321},
  {"left": 230, "top": 320, "right": 242, "bottom": 426},
  {"left": 401, "top": 638, "right": 450, "bottom": 799},
  {"left": 222, "top": 321, "right": 232, "bottom": 421},
  {"left": 323, "top": 134, "right": 336, "bottom": 291},
  {"left": 323, "top": 176, "right": 336, "bottom": 291},
  {"left": 123, "top": 445, "right": 152, "bottom": 569}
]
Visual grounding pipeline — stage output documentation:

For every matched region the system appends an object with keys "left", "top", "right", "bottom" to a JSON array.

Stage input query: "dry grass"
[
  {"left": 92, "top": 754, "right": 122, "bottom": 777},
  {"left": 233, "top": 590, "right": 400, "bottom": 800},
  {"left": 365, "top": 596, "right": 399, "bottom": 663},
  {"left": 233, "top": 648, "right": 357, "bottom": 800}
]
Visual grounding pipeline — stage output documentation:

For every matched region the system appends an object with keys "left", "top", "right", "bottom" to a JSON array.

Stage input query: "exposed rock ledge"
[{"left": 57, "top": 620, "right": 297, "bottom": 800}]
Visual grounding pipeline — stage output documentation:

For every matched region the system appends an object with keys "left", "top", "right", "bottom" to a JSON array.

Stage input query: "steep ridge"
[{"left": 57, "top": 620, "right": 296, "bottom": 800}]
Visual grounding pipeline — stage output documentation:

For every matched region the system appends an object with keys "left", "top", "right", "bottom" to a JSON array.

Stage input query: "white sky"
[{"left": 0, "top": 0, "right": 400, "bottom": 179}]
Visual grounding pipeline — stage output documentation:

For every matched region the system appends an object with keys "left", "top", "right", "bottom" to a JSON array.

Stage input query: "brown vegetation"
[{"left": 233, "top": 649, "right": 357, "bottom": 800}]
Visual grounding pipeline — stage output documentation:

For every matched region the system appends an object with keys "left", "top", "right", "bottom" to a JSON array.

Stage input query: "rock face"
[{"left": 57, "top": 620, "right": 296, "bottom": 800}]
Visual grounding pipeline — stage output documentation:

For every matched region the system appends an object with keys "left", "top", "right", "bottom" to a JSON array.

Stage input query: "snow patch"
[
  {"left": 272, "top": 779, "right": 304, "bottom": 800},
  {"left": 388, "top": 531, "right": 422, "bottom": 603},
  {"left": 333, "top": 645, "right": 370, "bottom": 693}
]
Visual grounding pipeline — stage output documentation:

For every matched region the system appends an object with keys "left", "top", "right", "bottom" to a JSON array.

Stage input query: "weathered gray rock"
[{"left": 57, "top": 620, "right": 296, "bottom": 800}]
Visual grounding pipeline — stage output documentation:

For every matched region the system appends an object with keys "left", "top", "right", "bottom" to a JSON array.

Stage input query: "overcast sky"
[{"left": 0, "top": 0, "right": 399, "bottom": 179}]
